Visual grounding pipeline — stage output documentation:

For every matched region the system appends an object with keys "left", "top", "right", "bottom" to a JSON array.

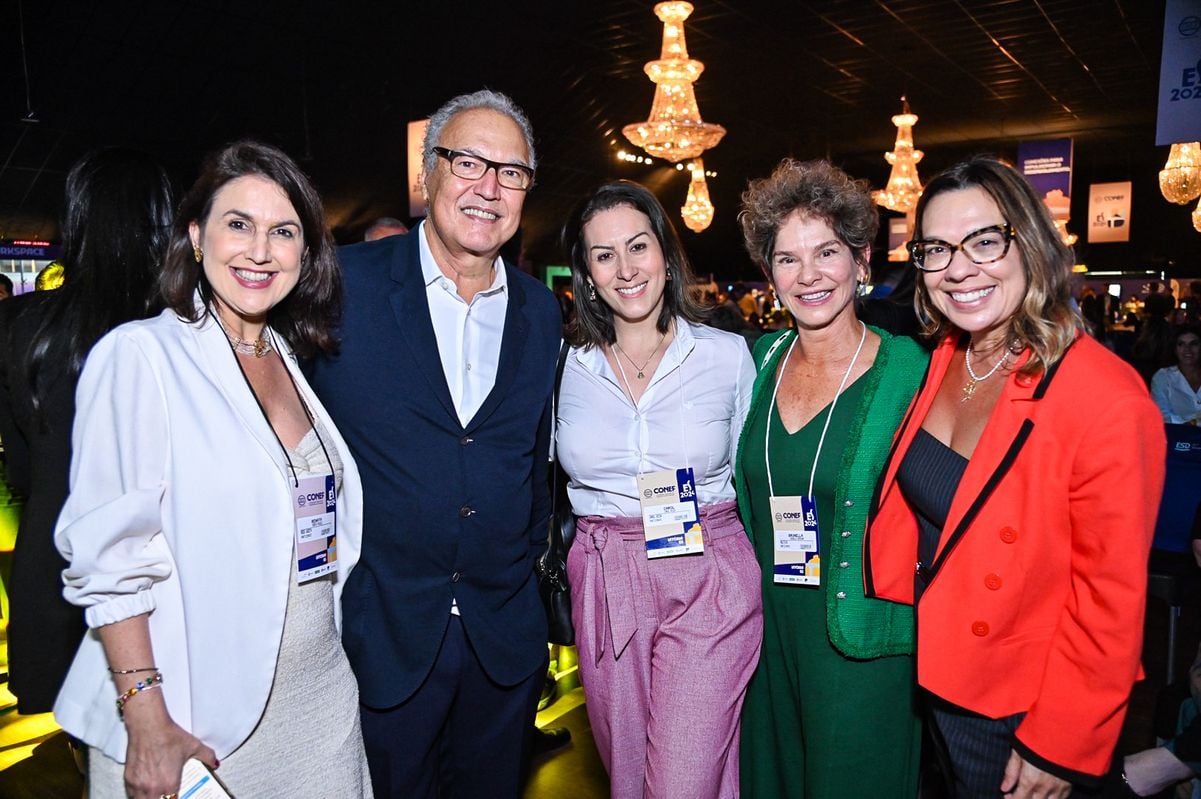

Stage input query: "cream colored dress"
[{"left": 90, "top": 421, "right": 372, "bottom": 798}]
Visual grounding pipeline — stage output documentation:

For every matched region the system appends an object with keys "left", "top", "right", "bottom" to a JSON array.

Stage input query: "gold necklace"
[{"left": 613, "top": 332, "right": 667, "bottom": 379}]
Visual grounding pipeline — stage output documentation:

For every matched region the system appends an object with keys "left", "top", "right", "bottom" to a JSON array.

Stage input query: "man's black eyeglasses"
[{"left": 431, "top": 147, "right": 535, "bottom": 191}]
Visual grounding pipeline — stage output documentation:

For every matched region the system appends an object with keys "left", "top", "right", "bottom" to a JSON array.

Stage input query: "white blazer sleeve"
[{"left": 55, "top": 330, "right": 171, "bottom": 628}]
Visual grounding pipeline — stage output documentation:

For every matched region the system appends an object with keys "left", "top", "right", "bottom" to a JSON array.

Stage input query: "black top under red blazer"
[{"left": 308, "top": 230, "right": 560, "bottom": 708}]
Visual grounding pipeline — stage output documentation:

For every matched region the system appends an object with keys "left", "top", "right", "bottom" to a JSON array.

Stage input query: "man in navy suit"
[{"left": 309, "top": 90, "right": 560, "bottom": 798}]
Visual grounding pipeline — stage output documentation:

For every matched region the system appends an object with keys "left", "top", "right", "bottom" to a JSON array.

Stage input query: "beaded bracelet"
[
  {"left": 108, "top": 666, "right": 157, "bottom": 675},
  {"left": 115, "top": 672, "right": 164, "bottom": 718}
]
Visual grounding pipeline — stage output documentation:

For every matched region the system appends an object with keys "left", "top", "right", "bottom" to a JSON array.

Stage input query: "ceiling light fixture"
[
  {"left": 873, "top": 97, "right": 924, "bottom": 214},
  {"left": 622, "top": 2, "right": 726, "bottom": 163},
  {"left": 681, "top": 159, "right": 714, "bottom": 232},
  {"left": 1159, "top": 142, "right": 1201, "bottom": 205}
]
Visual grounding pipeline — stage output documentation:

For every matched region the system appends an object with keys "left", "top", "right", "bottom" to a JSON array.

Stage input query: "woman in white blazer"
[{"left": 53, "top": 142, "right": 371, "bottom": 799}]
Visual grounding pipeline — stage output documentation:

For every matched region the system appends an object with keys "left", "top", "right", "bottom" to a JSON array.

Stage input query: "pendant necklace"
[
  {"left": 962, "top": 341, "right": 1009, "bottom": 402},
  {"left": 614, "top": 332, "right": 667, "bottom": 380}
]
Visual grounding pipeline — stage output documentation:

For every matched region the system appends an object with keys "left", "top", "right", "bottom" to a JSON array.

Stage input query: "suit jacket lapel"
[
  {"left": 388, "top": 233, "right": 459, "bottom": 424},
  {"left": 465, "top": 261, "right": 528, "bottom": 433}
]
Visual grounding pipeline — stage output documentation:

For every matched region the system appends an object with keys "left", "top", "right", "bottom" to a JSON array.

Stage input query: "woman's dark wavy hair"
[
  {"left": 160, "top": 140, "right": 340, "bottom": 357},
  {"left": 912, "top": 155, "right": 1083, "bottom": 376},
  {"left": 561, "top": 180, "right": 705, "bottom": 348},
  {"left": 21, "top": 147, "right": 174, "bottom": 425}
]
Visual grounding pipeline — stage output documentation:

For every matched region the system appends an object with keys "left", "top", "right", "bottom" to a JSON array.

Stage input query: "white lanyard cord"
[
  {"left": 611, "top": 320, "right": 689, "bottom": 477},
  {"left": 764, "top": 321, "right": 867, "bottom": 498}
]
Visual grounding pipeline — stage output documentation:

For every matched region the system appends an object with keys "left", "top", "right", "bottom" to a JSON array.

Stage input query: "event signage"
[
  {"left": 408, "top": 118, "right": 430, "bottom": 219},
  {"left": 1157, "top": 0, "right": 1201, "bottom": 145},
  {"left": 1086, "top": 182, "right": 1132, "bottom": 243},
  {"left": 0, "top": 240, "right": 60, "bottom": 260},
  {"left": 1017, "top": 139, "right": 1073, "bottom": 221}
]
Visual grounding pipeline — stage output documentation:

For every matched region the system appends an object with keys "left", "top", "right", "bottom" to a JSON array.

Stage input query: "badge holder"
[
  {"left": 770, "top": 494, "right": 820, "bottom": 585},
  {"left": 293, "top": 473, "right": 337, "bottom": 582},
  {"left": 638, "top": 467, "right": 704, "bottom": 559}
]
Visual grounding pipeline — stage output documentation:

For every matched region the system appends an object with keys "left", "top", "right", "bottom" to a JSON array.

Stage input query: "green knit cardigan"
[{"left": 734, "top": 326, "right": 929, "bottom": 659}]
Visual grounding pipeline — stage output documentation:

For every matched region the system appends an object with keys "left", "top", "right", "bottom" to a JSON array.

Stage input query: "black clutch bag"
[{"left": 535, "top": 342, "right": 576, "bottom": 646}]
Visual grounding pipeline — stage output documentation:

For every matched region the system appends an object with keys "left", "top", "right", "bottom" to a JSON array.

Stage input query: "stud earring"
[
  {"left": 587, "top": 283, "right": 597, "bottom": 301},
  {"left": 193, "top": 246, "right": 203, "bottom": 263},
  {"left": 665, "top": 269, "right": 673, "bottom": 282}
]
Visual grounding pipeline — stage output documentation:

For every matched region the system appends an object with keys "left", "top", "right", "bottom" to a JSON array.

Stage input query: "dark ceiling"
[{"left": 2, "top": 0, "right": 1197, "bottom": 279}]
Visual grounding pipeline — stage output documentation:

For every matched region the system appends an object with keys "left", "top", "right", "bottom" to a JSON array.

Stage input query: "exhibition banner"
[
  {"left": 408, "top": 118, "right": 430, "bottom": 219},
  {"left": 1087, "top": 182, "right": 1132, "bottom": 243},
  {"left": 1018, "top": 139, "right": 1073, "bottom": 220},
  {"left": 1157, "top": 0, "right": 1201, "bottom": 145}
]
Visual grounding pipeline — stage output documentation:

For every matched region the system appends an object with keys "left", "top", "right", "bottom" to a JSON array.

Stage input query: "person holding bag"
[{"left": 557, "top": 180, "right": 761, "bottom": 798}]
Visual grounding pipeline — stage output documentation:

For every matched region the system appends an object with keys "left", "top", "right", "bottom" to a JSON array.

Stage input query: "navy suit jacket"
[{"left": 309, "top": 230, "right": 559, "bottom": 709}]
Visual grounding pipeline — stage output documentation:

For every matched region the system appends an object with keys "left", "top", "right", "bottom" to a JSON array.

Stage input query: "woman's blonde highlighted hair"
[{"left": 912, "top": 155, "right": 1083, "bottom": 376}]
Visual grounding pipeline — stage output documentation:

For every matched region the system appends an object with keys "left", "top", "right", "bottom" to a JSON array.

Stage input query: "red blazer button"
[
  {"left": 984, "top": 574, "right": 1003, "bottom": 590},
  {"left": 971, "top": 621, "right": 990, "bottom": 637},
  {"left": 999, "top": 527, "right": 1018, "bottom": 544}
]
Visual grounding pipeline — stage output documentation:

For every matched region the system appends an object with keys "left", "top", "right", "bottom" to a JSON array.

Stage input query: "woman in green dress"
[{"left": 735, "top": 159, "right": 928, "bottom": 798}]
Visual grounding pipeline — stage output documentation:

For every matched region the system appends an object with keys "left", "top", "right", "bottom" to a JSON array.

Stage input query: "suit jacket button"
[
  {"left": 836, "top": 591, "right": 847, "bottom": 599},
  {"left": 459, "top": 505, "right": 474, "bottom": 518},
  {"left": 971, "top": 621, "right": 990, "bottom": 637},
  {"left": 999, "top": 526, "right": 1018, "bottom": 544},
  {"left": 843, "top": 499, "right": 854, "bottom": 508},
  {"left": 984, "top": 573, "right": 1003, "bottom": 590},
  {"left": 452, "top": 572, "right": 461, "bottom": 583},
  {"left": 839, "top": 561, "right": 849, "bottom": 568},
  {"left": 841, "top": 530, "right": 852, "bottom": 538},
  {"left": 460, "top": 436, "right": 473, "bottom": 446}
]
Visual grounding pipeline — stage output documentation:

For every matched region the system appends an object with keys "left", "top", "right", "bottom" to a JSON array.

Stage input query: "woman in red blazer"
[{"left": 864, "top": 156, "right": 1165, "bottom": 798}]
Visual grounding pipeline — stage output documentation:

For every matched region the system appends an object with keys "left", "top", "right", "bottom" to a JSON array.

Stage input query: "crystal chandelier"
[
  {"left": 873, "top": 97, "right": 924, "bottom": 214},
  {"left": 681, "top": 159, "right": 714, "bottom": 232},
  {"left": 1159, "top": 142, "right": 1201, "bottom": 205},
  {"left": 622, "top": 2, "right": 726, "bottom": 163}
]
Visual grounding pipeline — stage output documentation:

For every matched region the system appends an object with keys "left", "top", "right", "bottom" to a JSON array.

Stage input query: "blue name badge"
[
  {"left": 293, "top": 473, "right": 337, "bottom": 582},
  {"left": 638, "top": 467, "right": 704, "bottom": 559},
  {"left": 770, "top": 494, "right": 820, "bottom": 585}
]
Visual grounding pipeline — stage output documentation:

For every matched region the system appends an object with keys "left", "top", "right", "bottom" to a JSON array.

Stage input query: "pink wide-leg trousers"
[{"left": 567, "top": 500, "right": 763, "bottom": 799}]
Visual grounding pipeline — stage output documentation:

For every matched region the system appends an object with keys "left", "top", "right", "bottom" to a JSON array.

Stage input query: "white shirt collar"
[
  {"left": 417, "top": 219, "right": 507, "bottom": 297},
  {"left": 575, "top": 317, "right": 698, "bottom": 375}
]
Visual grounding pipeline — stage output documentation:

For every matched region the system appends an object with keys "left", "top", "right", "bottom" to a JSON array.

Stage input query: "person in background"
[
  {"left": 557, "top": 180, "right": 762, "bottom": 798},
  {"left": 0, "top": 148, "right": 173, "bottom": 720},
  {"left": 1132, "top": 291, "right": 1178, "bottom": 385},
  {"left": 865, "top": 155, "right": 1165, "bottom": 797},
  {"left": 0, "top": 274, "right": 13, "bottom": 300},
  {"left": 1151, "top": 323, "right": 1201, "bottom": 425},
  {"left": 53, "top": 141, "right": 370, "bottom": 798},
  {"left": 735, "top": 159, "right": 928, "bottom": 798},
  {"left": 363, "top": 217, "right": 409, "bottom": 241},
  {"left": 308, "top": 90, "right": 561, "bottom": 799}
]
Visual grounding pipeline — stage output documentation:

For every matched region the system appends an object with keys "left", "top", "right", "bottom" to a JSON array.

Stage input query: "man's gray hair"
[{"left": 421, "top": 90, "right": 536, "bottom": 178}]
